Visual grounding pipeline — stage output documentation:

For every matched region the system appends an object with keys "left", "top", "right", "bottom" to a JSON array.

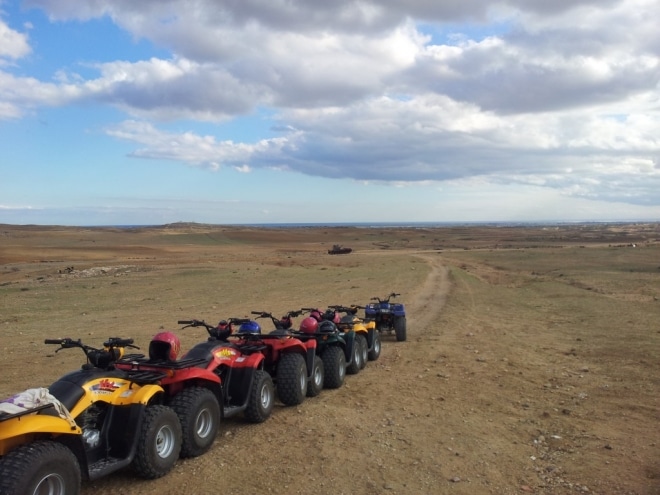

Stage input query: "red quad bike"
[
  {"left": 227, "top": 312, "right": 318, "bottom": 406},
  {"left": 115, "top": 318, "right": 275, "bottom": 459},
  {"left": 250, "top": 311, "right": 324, "bottom": 397},
  {"left": 0, "top": 337, "right": 181, "bottom": 495},
  {"left": 302, "top": 307, "right": 363, "bottom": 377}
]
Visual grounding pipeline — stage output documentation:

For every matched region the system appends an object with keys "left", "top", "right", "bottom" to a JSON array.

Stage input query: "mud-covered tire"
[
  {"left": 0, "top": 441, "right": 80, "bottom": 495},
  {"left": 356, "top": 334, "right": 368, "bottom": 369},
  {"left": 169, "top": 387, "right": 220, "bottom": 458},
  {"left": 368, "top": 330, "right": 381, "bottom": 361},
  {"left": 346, "top": 338, "right": 361, "bottom": 375},
  {"left": 394, "top": 316, "right": 407, "bottom": 342},
  {"left": 306, "top": 355, "right": 324, "bottom": 397},
  {"left": 276, "top": 353, "right": 307, "bottom": 406},
  {"left": 132, "top": 405, "right": 181, "bottom": 479},
  {"left": 245, "top": 370, "right": 275, "bottom": 423}
]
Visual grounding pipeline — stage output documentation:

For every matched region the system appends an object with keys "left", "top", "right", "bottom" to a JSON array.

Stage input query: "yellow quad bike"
[
  {"left": 330, "top": 305, "right": 382, "bottom": 369},
  {"left": 0, "top": 337, "right": 182, "bottom": 495}
]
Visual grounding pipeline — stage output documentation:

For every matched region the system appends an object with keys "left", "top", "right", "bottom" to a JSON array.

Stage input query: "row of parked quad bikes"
[{"left": 0, "top": 293, "right": 406, "bottom": 495}]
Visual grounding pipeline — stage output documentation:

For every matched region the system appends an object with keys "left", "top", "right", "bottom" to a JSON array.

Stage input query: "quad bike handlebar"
[
  {"left": 251, "top": 310, "right": 302, "bottom": 331},
  {"left": 327, "top": 305, "right": 359, "bottom": 314},
  {"left": 370, "top": 292, "right": 400, "bottom": 303},
  {"left": 44, "top": 337, "right": 139, "bottom": 369},
  {"left": 178, "top": 317, "right": 250, "bottom": 340}
]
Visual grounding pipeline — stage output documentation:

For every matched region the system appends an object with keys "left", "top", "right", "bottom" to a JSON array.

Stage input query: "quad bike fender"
[
  {"left": 0, "top": 414, "right": 81, "bottom": 455},
  {"left": 366, "top": 328, "right": 377, "bottom": 351},
  {"left": 161, "top": 367, "right": 222, "bottom": 387},
  {"left": 124, "top": 383, "right": 165, "bottom": 405},
  {"left": 66, "top": 380, "right": 164, "bottom": 417},
  {"left": 342, "top": 331, "right": 356, "bottom": 363},
  {"left": 304, "top": 347, "right": 316, "bottom": 378},
  {"left": 392, "top": 303, "right": 406, "bottom": 316},
  {"left": 226, "top": 349, "right": 265, "bottom": 369}
]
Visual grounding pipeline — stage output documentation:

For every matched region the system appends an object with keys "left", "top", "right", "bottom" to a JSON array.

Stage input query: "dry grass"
[{"left": 1, "top": 223, "right": 659, "bottom": 494}]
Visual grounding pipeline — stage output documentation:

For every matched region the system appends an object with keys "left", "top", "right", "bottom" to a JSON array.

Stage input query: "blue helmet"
[{"left": 238, "top": 320, "right": 261, "bottom": 334}]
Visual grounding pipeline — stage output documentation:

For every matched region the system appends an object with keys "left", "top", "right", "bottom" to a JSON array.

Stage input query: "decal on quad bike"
[
  {"left": 214, "top": 348, "right": 239, "bottom": 359},
  {"left": 90, "top": 379, "right": 125, "bottom": 393}
]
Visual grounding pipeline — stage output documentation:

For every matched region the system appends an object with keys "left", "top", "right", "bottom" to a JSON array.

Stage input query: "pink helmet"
[
  {"left": 299, "top": 317, "right": 319, "bottom": 334},
  {"left": 149, "top": 331, "right": 181, "bottom": 361}
]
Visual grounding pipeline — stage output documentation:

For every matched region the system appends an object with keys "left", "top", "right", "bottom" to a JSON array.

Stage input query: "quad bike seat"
[{"left": 269, "top": 329, "right": 291, "bottom": 336}]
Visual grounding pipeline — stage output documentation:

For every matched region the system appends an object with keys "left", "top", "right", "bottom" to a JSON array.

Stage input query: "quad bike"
[
  {"left": 0, "top": 337, "right": 181, "bottom": 495},
  {"left": 289, "top": 311, "right": 351, "bottom": 389},
  {"left": 302, "top": 306, "right": 362, "bottom": 378},
  {"left": 251, "top": 311, "right": 324, "bottom": 396},
  {"left": 224, "top": 313, "right": 318, "bottom": 406},
  {"left": 329, "top": 305, "right": 381, "bottom": 365},
  {"left": 116, "top": 318, "right": 275, "bottom": 458},
  {"left": 364, "top": 292, "right": 407, "bottom": 342}
]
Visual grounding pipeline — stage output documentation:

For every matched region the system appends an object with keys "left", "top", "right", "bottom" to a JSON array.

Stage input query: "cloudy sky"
[{"left": 1, "top": 0, "right": 659, "bottom": 225}]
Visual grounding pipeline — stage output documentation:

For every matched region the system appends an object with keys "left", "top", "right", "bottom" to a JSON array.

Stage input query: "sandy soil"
[{"left": 1, "top": 224, "right": 659, "bottom": 495}]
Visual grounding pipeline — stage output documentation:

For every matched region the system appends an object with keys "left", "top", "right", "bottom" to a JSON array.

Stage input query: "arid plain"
[{"left": 1, "top": 223, "right": 659, "bottom": 495}]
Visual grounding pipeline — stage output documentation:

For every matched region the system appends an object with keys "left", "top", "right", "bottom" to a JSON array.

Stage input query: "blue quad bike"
[{"left": 363, "top": 292, "right": 407, "bottom": 342}]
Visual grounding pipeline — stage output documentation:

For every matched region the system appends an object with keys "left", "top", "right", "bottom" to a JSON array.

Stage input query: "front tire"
[
  {"left": 169, "top": 387, "right": 220, "bottom": 458},
  {"left": 0, "top": 441, "right": 80, "bottom": 495},
  {"left": 321, "top": 345, "right": 346, "bottom": 389},
  {"left": 368, "top": 330, "right": 381, "bottom": 361},
  {"left": 132, "top": 405, "right": 182, "bottom": 479},
  {"left": 245, "top": 370, "right": 275, "bottom": 423},
  {"left": 394, "top": 316, "right": 407, "bottom": 342},
  {"left": 306, "top": 355, "right": 324, "bottom": 397},
  {"left": 276, "top": 353, "right": 307, "bottom": 406}
]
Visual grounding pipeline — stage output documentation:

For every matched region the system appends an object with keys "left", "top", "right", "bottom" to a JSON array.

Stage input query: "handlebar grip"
[
  {"left": 250, "top": 311, "right": 263, "bottom": 315},
  {"left": 178, "top": 320, "right": 194, "bottom": 325},
  {"left": 44, "top": 339, "right": 63, "bottom": 345}
]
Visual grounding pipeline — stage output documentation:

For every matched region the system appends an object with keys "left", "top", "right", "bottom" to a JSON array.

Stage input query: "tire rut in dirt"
[
  {"left": 169, "top": 386, "right": 220, "bottom": 458},
  {"left": 276, "top": 353, "right": 307, "bottom": 406}
]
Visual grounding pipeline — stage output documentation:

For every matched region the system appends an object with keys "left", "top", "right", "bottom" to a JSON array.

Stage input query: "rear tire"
[
  {"left": 356, "top": 334, "right": 368, "bottom": 370},
  {"left": 368, "top": 330, "right": 381, "bottom": 361},
  {"left": 0, "top": 441, "right": 80, "bottom": 495},
  {"left": 169, "top": 387, "right": 220, "bottom": 458},
  {"left": 345, "top": 337, "right": 361, "bottom": 375},
  {"left": 394, "top": 316, "right": 407, "bottom": 342},
  {"left": 321, "top": 345, "right": 345, "bottom": 389},
  {"left": 276, "top": 353, "right": 307, "bottom": 406},
  {"left": 245, "top": 370, "right": 275, "bottom": 423},
  {"left": 132, "top": 405, "right": 181, "bottom": 479},
  {"left": 306, "top": 355, "right": 324, "bottom": 397}
]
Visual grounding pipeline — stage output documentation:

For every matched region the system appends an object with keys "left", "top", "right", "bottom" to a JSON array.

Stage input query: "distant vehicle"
[{"left": 328, "top": 244, "right": 352, "bottom": 255}]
